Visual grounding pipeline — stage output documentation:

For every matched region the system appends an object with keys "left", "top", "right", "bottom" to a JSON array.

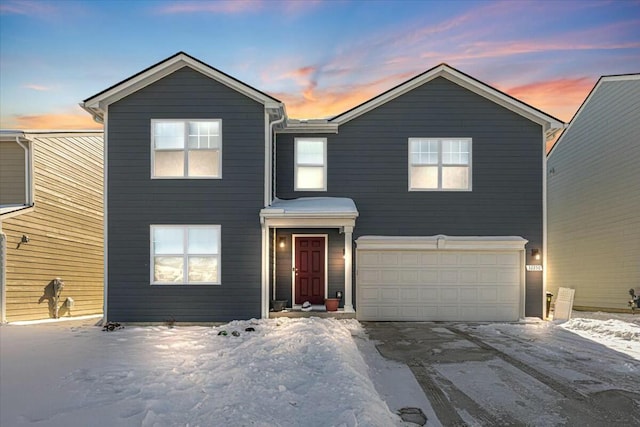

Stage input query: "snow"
[
  {"left": 1, "top": 312, "right": 639, "bottom": 426},
  {"left": 262, "top": 197, "right": 358, "bottom": 215}
]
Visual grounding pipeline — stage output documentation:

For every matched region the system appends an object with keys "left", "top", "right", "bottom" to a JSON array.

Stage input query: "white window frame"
[
  {"left": 150, "top": 225, "right": 221, "bottom": 285},
  {"left": 151, "top": 119, "right": 222, "bottom": 179},
  {"left": 294, "top": 137, "right": 327, "bottom": 191},
  {"left": 408, "top": 137, "right": 472, "bottom": 191}
]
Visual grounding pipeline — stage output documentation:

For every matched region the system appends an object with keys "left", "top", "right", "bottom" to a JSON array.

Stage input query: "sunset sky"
[{"left": 1, "top": 0, "right": 639, "bottom": 131}]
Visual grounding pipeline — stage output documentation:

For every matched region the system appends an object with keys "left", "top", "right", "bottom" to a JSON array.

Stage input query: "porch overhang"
[{"left": 260, "top": 197, "right": 358, "bottom": 229}]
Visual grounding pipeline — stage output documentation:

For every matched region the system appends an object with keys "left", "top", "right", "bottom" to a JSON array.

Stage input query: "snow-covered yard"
[{"left": 1, "top": 312, "right": 638, "bottom": 427}]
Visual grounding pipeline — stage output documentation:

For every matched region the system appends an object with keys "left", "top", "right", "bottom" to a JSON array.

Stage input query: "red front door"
[{"left": 294, "top": 236, "right": 326, "bottom": 305}]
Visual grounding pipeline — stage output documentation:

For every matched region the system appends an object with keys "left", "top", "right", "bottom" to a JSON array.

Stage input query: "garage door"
[{"left": 356, "top": 236, "right": 526, "bottom": 321}]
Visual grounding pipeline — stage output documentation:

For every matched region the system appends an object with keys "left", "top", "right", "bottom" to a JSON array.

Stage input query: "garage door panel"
[
  {"left": 420, "top": 270, "right": 438, "bottom": 282},
  {"left": 460, "top": 270, "right": 479, "bottom": 283},
  {"left": 380, "top": 288, "right": 400, "bottom": 301},
  {"left": 401, "top": 253, "right": 420, "bottom": 266},
  {"left": 381, "top": 253, "right": 400, "bottom": 265},
  {"left": 441, "top": 270, "right": 459, "bottom": 282},
  {"left": 357, "top": 246, "right": 523, "bottom": 322},
  {"left": 401, "top": 270, "right": 420, "bottom": 283},
  {"left": 441, "top": 253, "right": 459, "bottom": 265},
  {"left": 421, "top": 253, "right": 439, "bottom": 265},
  {"left": 382, "top": 270, "right": 400, "bottom": 282}
]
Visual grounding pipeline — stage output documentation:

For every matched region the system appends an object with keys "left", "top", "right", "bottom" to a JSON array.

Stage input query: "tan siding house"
[
  {"left": 547, "top": 74, "right": 640, "bottom": 312},
  {"left": 0, "top": 131, "right": 103, "bottom": 322}
]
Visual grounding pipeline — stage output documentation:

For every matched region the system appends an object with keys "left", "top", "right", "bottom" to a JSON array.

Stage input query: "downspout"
[
  {"left": 269, "top": 113, "right": 286, "bottom": 201},
  {"left": 15, "top": 137, "right": 31, "bottom": 207}
]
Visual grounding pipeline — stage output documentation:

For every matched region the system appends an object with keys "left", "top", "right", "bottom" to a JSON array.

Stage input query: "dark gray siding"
[
  {"left": 270, "top": 229, "right": 345, "bottom": 308},
  {"left": 107, "top": 66, "right": 265, "bottom": 322},
  {"left": 277, "top": 77, "right": 544, "bottom": 317}
]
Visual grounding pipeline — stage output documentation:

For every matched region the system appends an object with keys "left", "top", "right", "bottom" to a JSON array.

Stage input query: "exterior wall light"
[
  {"left": 531, "top": 249, "right": 541, "bottom": 260},
  {"left": 278, "top": 236, "right": 286, "bottom": 249}
]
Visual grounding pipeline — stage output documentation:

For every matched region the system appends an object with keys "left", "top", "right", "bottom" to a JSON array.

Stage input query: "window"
[
  {"left": 295, "top": 138, "right": 326, "bottom": 191},
  {"left": 151, "top": 225, "right": 221, "bottom": 285},
  {"left": 409, "top": 138, "right": 472, "bottom": 191},
  {"left": 152, "top": 120, "right": 221, "bottom": 178}
]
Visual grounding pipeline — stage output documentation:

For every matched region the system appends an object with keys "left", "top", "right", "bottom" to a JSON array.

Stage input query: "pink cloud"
[
  {"left": 156, "top": 0, "right": 261, "bottom": 14},
  {"left": 0, "top": 0, "right": 57, "bottom": 16},
  {"left": 2, "top": 112, "right": 102, "bottom": 130},
  {"left": 502, "top": 77, "right": 595, "bottom": 122},
  {"left": 22, "top": 84, "right": 52, "bottom": 91}
]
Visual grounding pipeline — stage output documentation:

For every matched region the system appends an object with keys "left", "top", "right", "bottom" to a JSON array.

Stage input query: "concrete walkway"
[{"left": 363, "top": 321, "right": 640, "bottom": 427}]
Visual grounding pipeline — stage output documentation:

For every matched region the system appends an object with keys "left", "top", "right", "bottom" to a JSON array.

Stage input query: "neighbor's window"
[
  {"left": 409, "top": 138, "right": 471, "bottom": 191},
  {"left": 152, "top": 119, "right": 221, "bottom": 178},
  {"left": 295, "top": 138, "right": 326, "bottom": 191},
  {"left": 151, "top": 225, "right": 221, "bottom": 285}
]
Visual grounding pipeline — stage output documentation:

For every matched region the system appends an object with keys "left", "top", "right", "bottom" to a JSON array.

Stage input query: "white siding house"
[{"left": 547, "top": 74, "right": 640, "bottom": 311}]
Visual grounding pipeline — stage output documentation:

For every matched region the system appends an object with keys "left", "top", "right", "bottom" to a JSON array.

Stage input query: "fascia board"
[
  {"left": 83, "top": 54, "right": 281, "bottom": 112},
  {"left": 277, "top": 123, "right": 339, "bottom": 134},
  {"left": 332, "top": 65, "right": 563, "bottom": 132}
]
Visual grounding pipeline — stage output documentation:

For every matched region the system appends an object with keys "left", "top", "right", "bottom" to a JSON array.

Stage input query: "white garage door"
[{"left": 356, "top": 236, "right": 527, "bottom": 321}]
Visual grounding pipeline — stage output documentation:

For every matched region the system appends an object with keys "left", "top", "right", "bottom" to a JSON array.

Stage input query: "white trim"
[
  {"left": 343, "top": 226, "right": 354, "bottom": 312},
  {"left": 82, "top": 54, "right": 281, "bottom": 119},
  {"left": 408, "top": 138, "right": 473, "bottom": 191},
  {"left": 542, "top": 130, "right": 548, "bottom": 318},
  {"left": 103, "top": 108, "right": 109, "bottom": 324},
  {"left": 150, "top": 119, "right": 222, "bottom": 179},
  {"left": 261, "top": 223, "right": 269, "bottom": 318},
  {"left": 291, "top": 234, "right": 328, "bottom": 306},
  {"left": 355, "top": 235, "right": 528, "bottom": 251},
  {"left": 278, "top": 121, "right": 339, "bottom": 134},
  {"left": 520, "top": 249, "right": 527, "bottom": 319},
  {"left": 294, "top": 137, "right": 327, "bottom": 191},
  {"left": 264, "top": 112, "right": 271, "bottom": 207},
  {"left": 150, "top": 224, "right": 221, "bottom": 285},
  {"left": 332, "top": 64, "right": 564, "bottom": 135}
]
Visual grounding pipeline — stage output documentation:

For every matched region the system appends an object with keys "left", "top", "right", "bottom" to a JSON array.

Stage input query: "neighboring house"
[
  {"left": 547, "top": 74, "right": 640, "bottom": 312},
  {"left": 82, "top": 52, "right": 562, "bottom": 323},
  {"left": 0, "top": 130, "right": 104, "bottom": 322}
]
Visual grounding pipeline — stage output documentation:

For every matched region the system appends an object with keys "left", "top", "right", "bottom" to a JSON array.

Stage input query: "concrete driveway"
[{"left": 363, "top": 321, "right": 640, "bottom": 427}]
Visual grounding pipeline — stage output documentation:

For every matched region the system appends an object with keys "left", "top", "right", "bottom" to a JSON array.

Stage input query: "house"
[
  {"left": 547, "top": 74, "right": 640, "bottom": 312},
  {"left": 0, "top": 130, "right": 104, "bottom": 322},
  {"left": 81, "top": 52, "right": 562, "bottom": 323}
]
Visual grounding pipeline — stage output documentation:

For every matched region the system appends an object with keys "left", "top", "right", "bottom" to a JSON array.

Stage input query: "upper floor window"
[
  {"left": 409, "top": 138, "right": 472, "bottom": 191},
  {"left": 295, "top": 138, "right": 326, "bottom": 191},
  {"left": 152, "top": 119, "right": 221, "bottom": 178},
  {"left": 151, "top": 225, "right": 221, "bottom": 285}
]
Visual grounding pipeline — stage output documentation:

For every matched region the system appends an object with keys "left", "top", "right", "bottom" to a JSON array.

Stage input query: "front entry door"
[{"left": 294, "top": 236, "right": 326, "bottom": 305}]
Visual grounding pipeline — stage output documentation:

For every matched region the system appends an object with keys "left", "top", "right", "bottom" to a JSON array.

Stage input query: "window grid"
[
  {"left": 151, "top": 225, "right": 221, "bottom": 285},
  {"left": 295, "top": 138, "right": 327, "bottom": 191},
  {"left": 409, "top": 138, "right": 472, "bottom": 191},
  {"left": 152, "top": 119, "right": 221, "bottom": 178}
]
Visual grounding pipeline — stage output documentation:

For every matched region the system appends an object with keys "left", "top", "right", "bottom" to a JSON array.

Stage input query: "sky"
[{"left": 0, "top": 0, "right": 639, "bottom": 131}]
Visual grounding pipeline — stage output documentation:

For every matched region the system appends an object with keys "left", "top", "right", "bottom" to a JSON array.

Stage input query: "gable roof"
[
  {"left": 547, "top": 73, "right": 640, "bottom": 157},
  {"left": 330, "top": 63, "right": 564, "bottom": 138},
  {"left": 81, "top": 52, "right": 283, "bottom": 123}
]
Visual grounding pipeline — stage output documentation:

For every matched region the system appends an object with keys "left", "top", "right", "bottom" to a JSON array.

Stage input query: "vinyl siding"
[
  {"left": 0, "top": 141, "right": 26, "bottom": 205},
  {"left": 107, "top": 66, "right": 266, "bottom": 322},
  {"left": 277, "top": 77, "right": 544, "bottom": 317},
  {"left": 3, "top": 133, "right": 104, "bottom": 322},
  {"left": 547, "top": 78, "right": 640, "bottom": 310}
]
